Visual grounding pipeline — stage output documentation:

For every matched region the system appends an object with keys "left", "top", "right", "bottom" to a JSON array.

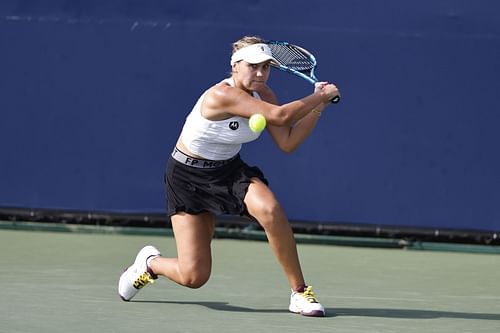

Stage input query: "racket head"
[
  {"left": 266, "top": 41, "right": 318, "bottom": 82},
  {"left": 267, "top": 40, "right": 340, "bottom": 104}
]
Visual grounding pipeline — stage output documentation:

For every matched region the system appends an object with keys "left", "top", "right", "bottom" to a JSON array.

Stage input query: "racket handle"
[{"left": 330, "top": 95, "right": 340, "bottom": 104}]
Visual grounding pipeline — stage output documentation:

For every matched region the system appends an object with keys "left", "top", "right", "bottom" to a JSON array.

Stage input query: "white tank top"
[{"left": 180, "top": 78, "right": 263, "bottom": 160}]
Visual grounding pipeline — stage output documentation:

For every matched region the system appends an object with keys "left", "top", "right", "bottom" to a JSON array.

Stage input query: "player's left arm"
[{"left": 260, "top": 83, "right": 328, "bottom": 153}]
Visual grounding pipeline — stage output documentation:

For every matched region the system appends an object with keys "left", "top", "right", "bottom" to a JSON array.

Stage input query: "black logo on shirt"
[{"left": 229, "top": 121, "right": 239, "bottom": 130}]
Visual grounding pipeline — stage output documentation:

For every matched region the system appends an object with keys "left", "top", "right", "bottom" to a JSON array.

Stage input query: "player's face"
[{"left": 234, "top": 61, "right": 271, "bottom": 91}]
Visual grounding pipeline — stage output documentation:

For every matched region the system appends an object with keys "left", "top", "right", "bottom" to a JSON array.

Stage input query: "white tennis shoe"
[
  {"left": 289, "top": 286, "right": 325, "bottom": 317},
  {"left": 118, "top": 245, "right": 161, "bottom": 301}
]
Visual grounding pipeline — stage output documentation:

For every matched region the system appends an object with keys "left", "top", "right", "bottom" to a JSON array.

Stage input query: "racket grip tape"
[{"left": 330, "top": 95, "right": 340, "bottom": 104}]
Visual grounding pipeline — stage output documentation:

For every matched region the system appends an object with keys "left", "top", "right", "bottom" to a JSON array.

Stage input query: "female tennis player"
[{"left": 118, "top": 36, "right": 339, "bottom": 317}]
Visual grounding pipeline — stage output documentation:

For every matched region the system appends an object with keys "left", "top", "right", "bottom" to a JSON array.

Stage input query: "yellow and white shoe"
[
  {"left": 289, "top": 286, "right": 325, "bottom": 317},
  {"left": 118, "top": 245, "right": 161, "bottom": 301}
]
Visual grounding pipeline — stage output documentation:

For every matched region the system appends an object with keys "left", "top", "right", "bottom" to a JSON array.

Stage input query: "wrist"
[{"left": 311, "top": 109, "right": 322, "bottom": 117}]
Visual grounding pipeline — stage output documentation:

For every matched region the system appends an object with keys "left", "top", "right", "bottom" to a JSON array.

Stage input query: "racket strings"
[{"left": 268, "top": 45, "right": 315, "bottom": 71}]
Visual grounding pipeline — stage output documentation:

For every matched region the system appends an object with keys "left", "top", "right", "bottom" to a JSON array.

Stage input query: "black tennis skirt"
[{"left": 165, "top": 153, "right": 268, "bottom": 217}]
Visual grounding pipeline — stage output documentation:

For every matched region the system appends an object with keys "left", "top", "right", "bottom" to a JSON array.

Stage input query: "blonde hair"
[{"left": 232, "top": 36, "right": 265, "bottom": 54}]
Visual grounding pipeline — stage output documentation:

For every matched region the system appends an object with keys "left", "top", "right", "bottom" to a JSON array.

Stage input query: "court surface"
[{"left": 1, "top": 229, "right": 499, "bottom": 333}]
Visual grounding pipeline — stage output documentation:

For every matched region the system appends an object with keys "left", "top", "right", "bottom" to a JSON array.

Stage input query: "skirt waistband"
[{"left": 171, "top": 147, "right": 238, "bottom": 169}]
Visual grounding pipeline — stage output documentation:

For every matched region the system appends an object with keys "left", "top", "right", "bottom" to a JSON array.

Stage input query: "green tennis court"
[{"left": 1, "top": 228, "right": 499, "bottom": 333}]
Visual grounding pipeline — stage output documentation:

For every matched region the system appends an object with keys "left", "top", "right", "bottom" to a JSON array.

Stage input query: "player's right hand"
[{"left": 316, "top": 82, "right": 339, "bottom": 102}]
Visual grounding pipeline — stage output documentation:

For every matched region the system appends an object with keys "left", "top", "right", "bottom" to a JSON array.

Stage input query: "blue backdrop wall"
[{"left": 1, "top": 0, "right": 499, "bottom": 231}]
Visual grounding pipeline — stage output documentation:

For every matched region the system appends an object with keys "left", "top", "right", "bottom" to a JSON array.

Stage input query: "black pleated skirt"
[{"left": 165, "top": 154, "right": 268, "bottom": 217}]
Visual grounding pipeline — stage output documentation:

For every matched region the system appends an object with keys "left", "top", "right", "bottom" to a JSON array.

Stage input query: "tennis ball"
[{"left": 249, "top": 114, "right": 266, "bottom": 133}]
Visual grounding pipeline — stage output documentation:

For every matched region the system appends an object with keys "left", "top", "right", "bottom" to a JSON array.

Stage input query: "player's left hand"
[{"left": 314, "top": 81, "right": 329, "bottom": 93}]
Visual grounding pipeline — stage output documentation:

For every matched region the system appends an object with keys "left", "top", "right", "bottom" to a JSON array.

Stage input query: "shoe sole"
[
  {"left": 289, "top": 309, "right": 325, "bottom": 317},
  {"left": 301, "top": 310, "right": 325, "bottom": 317},
  {"left": 118, "top": 266, "right": 132, "bottom": 301},
  {"left": 289, "top": 305, "right": 325, "bottom": 317}
]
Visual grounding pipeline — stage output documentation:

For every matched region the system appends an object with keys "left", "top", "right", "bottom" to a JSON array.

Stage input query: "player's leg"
[
  {"left": 149, "top": 211, "right": 215, "bottom": 288},
  {"left": 118, "top": 211, "right": 215, "bottom": 301},
  {"left": 244, "top": 178, "right": 325, "bottom": 317},
  {"left": 244, "top": 178, "right": 305, "bottom": 289}
]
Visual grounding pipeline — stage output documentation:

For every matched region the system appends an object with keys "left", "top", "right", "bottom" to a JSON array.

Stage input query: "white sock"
[{"left": 146, "top": 255, "right": 159, "bottom": 268}]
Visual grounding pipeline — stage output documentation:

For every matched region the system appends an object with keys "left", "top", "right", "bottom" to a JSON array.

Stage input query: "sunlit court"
[
  {"left": 1, "top": 228, "right": 500, "bottom": 333},
  {"left": 1, "top": 0, "right": 499, "bottom": 332}
]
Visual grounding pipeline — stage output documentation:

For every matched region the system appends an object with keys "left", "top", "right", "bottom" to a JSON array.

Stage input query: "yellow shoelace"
[
  {"left": 302, "top": 286, "right": 318, "bottom": 303},
  {"left": 133, "top": 272, "right": 155, "bottom": 289}
]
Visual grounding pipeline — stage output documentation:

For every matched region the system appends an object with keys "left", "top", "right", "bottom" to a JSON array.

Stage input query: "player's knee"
[
  {"left": 179, "top": 268, "right": 211, "bottom": 289},
  {"left": 254, "top": 200, "right": 284, "bottom": 229},
  {"left": 181, "top": 273, "right": 210, "bottom": 289}
]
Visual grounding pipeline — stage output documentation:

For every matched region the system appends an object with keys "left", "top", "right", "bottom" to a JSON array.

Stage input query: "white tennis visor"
[{"left": 230, "top": 43, "right": 278, "bottom": 66}]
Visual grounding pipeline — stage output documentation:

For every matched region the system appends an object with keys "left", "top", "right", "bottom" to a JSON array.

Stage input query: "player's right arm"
[{"left": 201, "top": 82, "right": 335, "bottom": 126}]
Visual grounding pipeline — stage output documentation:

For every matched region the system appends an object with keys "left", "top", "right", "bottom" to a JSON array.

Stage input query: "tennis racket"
[{"left": 267, "top": 41, "right": 340, "bottom": 104}]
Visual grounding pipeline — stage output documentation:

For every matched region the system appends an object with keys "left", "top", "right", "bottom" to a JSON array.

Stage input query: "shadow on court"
[
  {"left": 333, "top": 308, "right": 500, "bottom": 321},
  {"left": 132, "top": 300, "right": 500, "bottom": 320},
  {"left": 132, "top": 300, "right": 291, "bottom": 314}
]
